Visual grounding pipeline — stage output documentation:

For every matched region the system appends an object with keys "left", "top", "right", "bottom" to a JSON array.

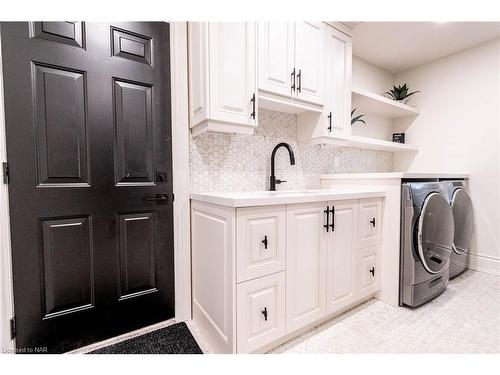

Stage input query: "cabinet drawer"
[
  {"left": 358, "top": 244, "right": 380, "bottom": 299},
  {"left": 236, "top": 272, "right": 285, "bottom": 353},
  {"left": 236, "top": 205, "right": 286, "bottom": 282},
  {"left": 358, "top": 198, "right": 382, "bottom": 248}
]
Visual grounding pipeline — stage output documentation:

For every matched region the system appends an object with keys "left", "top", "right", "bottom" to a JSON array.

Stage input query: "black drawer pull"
[
  {"left": 297, "top": 69, "right": 302, "bottom": 93},
  {"left": 330, "top": 206, "right": 335, "bottom": 231},
  {"left": 327, "top": 112, "right": 332, "bottom": 132},
  {"left": 370, "top": 217, "right": 376, "bottom": 227},
  {"left": 262, "top": 307, "right": 268, "bottom": 321},
  {"left": 369, "top": 267, "right": 375, "bottom": 277},
  {"left": 262, "top": 235, "right": 268, "bottom": 250},
  {"left": 250, "top": 93, "right": 256, "bottom": 119},
  {"left": 291, "top": 68, "right": 296, "bottom": 92},
  {"left": 323, "top": 206, "right": 330, "bottom": 232}
]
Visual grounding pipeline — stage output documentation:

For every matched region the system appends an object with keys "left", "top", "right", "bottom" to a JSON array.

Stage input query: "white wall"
[
  {"left": 353, "top": 56, "right": 394, "bottom": 93},
  {"left": 394, "top": 38, "right": 500, "bottom": 275},
  {"left": 351, "top": 57, "right": 396, "bottom": 141}
]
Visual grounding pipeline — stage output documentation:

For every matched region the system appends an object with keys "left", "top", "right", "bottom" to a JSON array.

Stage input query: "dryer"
[
  {"left": 443, "top": 180, "right": 474, "bottom": 278},
  {"left": 399, "top": 182, "right": 455, "bottom": 307}
]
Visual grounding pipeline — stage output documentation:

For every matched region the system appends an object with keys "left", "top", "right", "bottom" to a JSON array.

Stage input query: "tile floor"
[
  {"left": 269, "top": 270, "right": 500, "bottom": 353},
  {"left": 73, "top": 270, "right": 500, "bottom": 354},
  {"left": 189, "top": 270, "right": 500, "bottom": 354}
]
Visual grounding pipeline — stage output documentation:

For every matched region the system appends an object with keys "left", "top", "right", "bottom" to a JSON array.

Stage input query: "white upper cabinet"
[
  {"left": 324, "top": 26, "right": 352, "bottom": 136},
  {"left": 257, "top": 22, "right": 295, "bottom": 99},
  {"left": 188, "top": 22, "right": 257, "bottom": 136},
  {"left": 294, "top": 22, "right": 325, "bottom": 105},
  {"left": 296, "top": 24, "right": 352, "bottom": 144},
  {"left": 257, "top": 22, "right": 325, "bottom": 112}
]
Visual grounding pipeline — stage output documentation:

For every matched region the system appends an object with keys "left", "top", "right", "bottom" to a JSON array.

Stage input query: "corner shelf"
[
  {"left": 311, "top": 134, "right": 419, "bottom": 153},
  {"left": 351, "top": 87, "right": 419, "bottom": 118}
]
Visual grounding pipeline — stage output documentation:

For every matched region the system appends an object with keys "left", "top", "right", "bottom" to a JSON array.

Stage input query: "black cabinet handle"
[
  {"left": 370, "top": 217, "right": 376, "bottom": 227},
  {"left": 143, "top": 194, "right": 168, "bottom": 203},
  {"left": 291, "top": 68, "right": 296, "bottom": 92},
  {"left": 327, "top": 112, "right": 332, "bottom": 132},
  {"left": 369, "top": 267, "right": 375, "bottom": 277},
  {"left": 250, "top": 93, "right": 256, "bottom": 119},
  {"left": 262, "top": 307, "right": 268, "bottom": 321},
  {"left": 262, "top": 235, "right": 268, "bottom": 250},
  {"left": 330, "top": 206, "right": 335, "bottom": 231},
  {"left": 323, "top": 206, "right": 330, "bottom": 232},
  {"left": 297, "top": 69, "right": 302, "bottom": 93}
]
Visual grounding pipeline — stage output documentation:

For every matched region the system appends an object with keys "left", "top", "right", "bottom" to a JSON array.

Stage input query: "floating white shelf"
[
  {"left": 352, "top": 87, "right": 419, "bottom": 118},
  {"left": 311, "top": 134, "right": 419, "bottom": 153}
]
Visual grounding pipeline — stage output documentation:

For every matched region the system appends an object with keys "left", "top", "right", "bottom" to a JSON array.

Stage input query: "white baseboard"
[{"left": 468, "top": 253, "right": 500, "bottom": 276}]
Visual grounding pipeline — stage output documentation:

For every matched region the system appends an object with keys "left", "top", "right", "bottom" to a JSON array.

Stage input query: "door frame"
[{"left": 0, "top": 21, "right": 191, "bottom": 351}]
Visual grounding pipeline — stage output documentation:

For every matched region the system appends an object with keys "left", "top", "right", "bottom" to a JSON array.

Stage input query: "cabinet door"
[
  {"left": 188, "top": 22, "right": 210, "bottom": 127},
  {"left": 236, "top": 205, "right": 286, "bottom": 283},
  {"left": 326, "top": 200, "right": 358, "bottom": 315},
  {"left": 294, "top": 22, "right": 325, "bottom": 105},
  {"left": 324, "top": 26, "right": 352, "bottom": 136},
  {"left": 286, "top": 202, "right": 327, "bottom": 333},
  {"left": 236, "top": 272, "right": 286, "bottom": 353},
  {"left": 359, "top": 198, "right": 383, "bottom": 248},
  {"left": 358, "top": 244, "right": 380, "bottom": 299},
  {"left": 209, "top": 22, "right": 257, "bottom": 127},
  {"left": 257, "top": 22, "right": 295, "bottom": 98}
]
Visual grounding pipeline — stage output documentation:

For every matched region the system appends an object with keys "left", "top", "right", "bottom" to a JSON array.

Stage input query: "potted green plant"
[
  {"left": 385, "top": 83, "right": 420, "bottom": 104},
  {"left": 351, "top": 108, "right": 366, "bottom": 125}
]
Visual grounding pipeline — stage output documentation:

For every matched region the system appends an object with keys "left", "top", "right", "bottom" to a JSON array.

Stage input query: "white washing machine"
[
  {"left": 442, "top": 180, "right": 474, "bottom": 278},
  {"left": 399, "top": 181, "right": 455, "bottom": 307}
]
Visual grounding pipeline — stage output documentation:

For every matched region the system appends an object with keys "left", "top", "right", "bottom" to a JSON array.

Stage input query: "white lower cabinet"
[
  {"left": 358, "top": 244, "right": 380, "bottom": 299},
  {"left": 359, "top": 197, "right": 383, "bottom": 248},
  {"left": 191, "top": 196, "right": 383, "bottom": 353},
  {"left": 236, "top": 205, "right": 286, "bottom": 283},
  {"left": 237, "top": 272, "right": 286, "bottom": 353},
  {"left": 286, "top": 202, "right": 327, "bottom": 333},
  {"left": 325, "top": 200, "right": 359, "bottom": 315}
]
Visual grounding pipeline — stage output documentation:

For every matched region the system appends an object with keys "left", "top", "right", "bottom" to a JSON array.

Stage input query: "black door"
[{"left": 1, "top": 22, "right": 174, "bottom": 353}]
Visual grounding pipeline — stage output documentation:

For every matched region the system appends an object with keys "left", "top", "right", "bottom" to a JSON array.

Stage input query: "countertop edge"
[
  {"left": 190, "top": 190, "right": 386, "bottom": 208},
  {"left": 319, "top": 173, "right": 470, "bottom": 180}
]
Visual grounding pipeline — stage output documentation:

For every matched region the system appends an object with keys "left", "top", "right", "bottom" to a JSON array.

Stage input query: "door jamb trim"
[
  {"left": 0, "top": 24, "right": 16, "bottom": 352},
  {"left": 171, "top": 22, "right": 192, "bottom": 323}
]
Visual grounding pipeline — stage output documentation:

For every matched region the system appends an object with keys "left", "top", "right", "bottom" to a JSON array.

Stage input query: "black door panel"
[{"left": 1, "top": 22, "right": 173, "bottom": 353}]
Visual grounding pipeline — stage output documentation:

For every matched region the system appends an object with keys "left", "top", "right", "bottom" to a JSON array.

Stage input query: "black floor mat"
[{"left": 88, "top": 322, "right": 203, "bottom": 354}]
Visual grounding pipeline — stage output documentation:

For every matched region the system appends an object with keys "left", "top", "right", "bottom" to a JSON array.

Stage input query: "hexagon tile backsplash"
[{"left": 189, "top": 109, "right": 393, "bottom": 192}]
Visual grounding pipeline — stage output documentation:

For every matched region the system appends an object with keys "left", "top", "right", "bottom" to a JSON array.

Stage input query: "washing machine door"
[
  {"left": 451, "top": 188, "right": 474, "bottom": 255},
  {"left": 416, "top": 192, "right": 454, "bottom": 274}
]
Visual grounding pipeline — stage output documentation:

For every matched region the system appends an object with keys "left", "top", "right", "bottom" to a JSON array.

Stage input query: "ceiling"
[{"left": 351, "top": 22, "right": 500, "bottom": 73}]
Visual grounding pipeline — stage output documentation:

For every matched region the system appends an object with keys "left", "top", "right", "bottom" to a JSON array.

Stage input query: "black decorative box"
[{"left": 392, "top": 133, "right": 405, "bottom": 144}]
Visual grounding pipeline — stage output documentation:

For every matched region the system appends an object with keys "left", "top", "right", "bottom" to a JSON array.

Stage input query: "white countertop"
[
  {"left": 319, "top": 172, "right": 470, "bottom": 180},
  {"left": 191, "top": 188, "right": 386, "bottom": 207}
]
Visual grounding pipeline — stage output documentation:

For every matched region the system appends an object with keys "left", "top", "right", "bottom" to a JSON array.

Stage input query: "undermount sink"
[
  {"left": 239, "top": 190, "right": 320, "bottom": 197},
  {"left": 265, "top": 190, "right": 319, "bottom": 195}
]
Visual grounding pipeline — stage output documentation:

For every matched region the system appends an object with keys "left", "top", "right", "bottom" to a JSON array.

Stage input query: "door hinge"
[
  {"left": 10, "top": 317, "right": 16, "bottom": 339},
  {"left": 2, "top": 162, "right": 8, "bottom": 184}
]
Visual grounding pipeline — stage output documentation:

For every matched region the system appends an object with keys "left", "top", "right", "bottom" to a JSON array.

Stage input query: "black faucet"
[{"left": 269, "top": 142, "right": 295, "bottom": 191}]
